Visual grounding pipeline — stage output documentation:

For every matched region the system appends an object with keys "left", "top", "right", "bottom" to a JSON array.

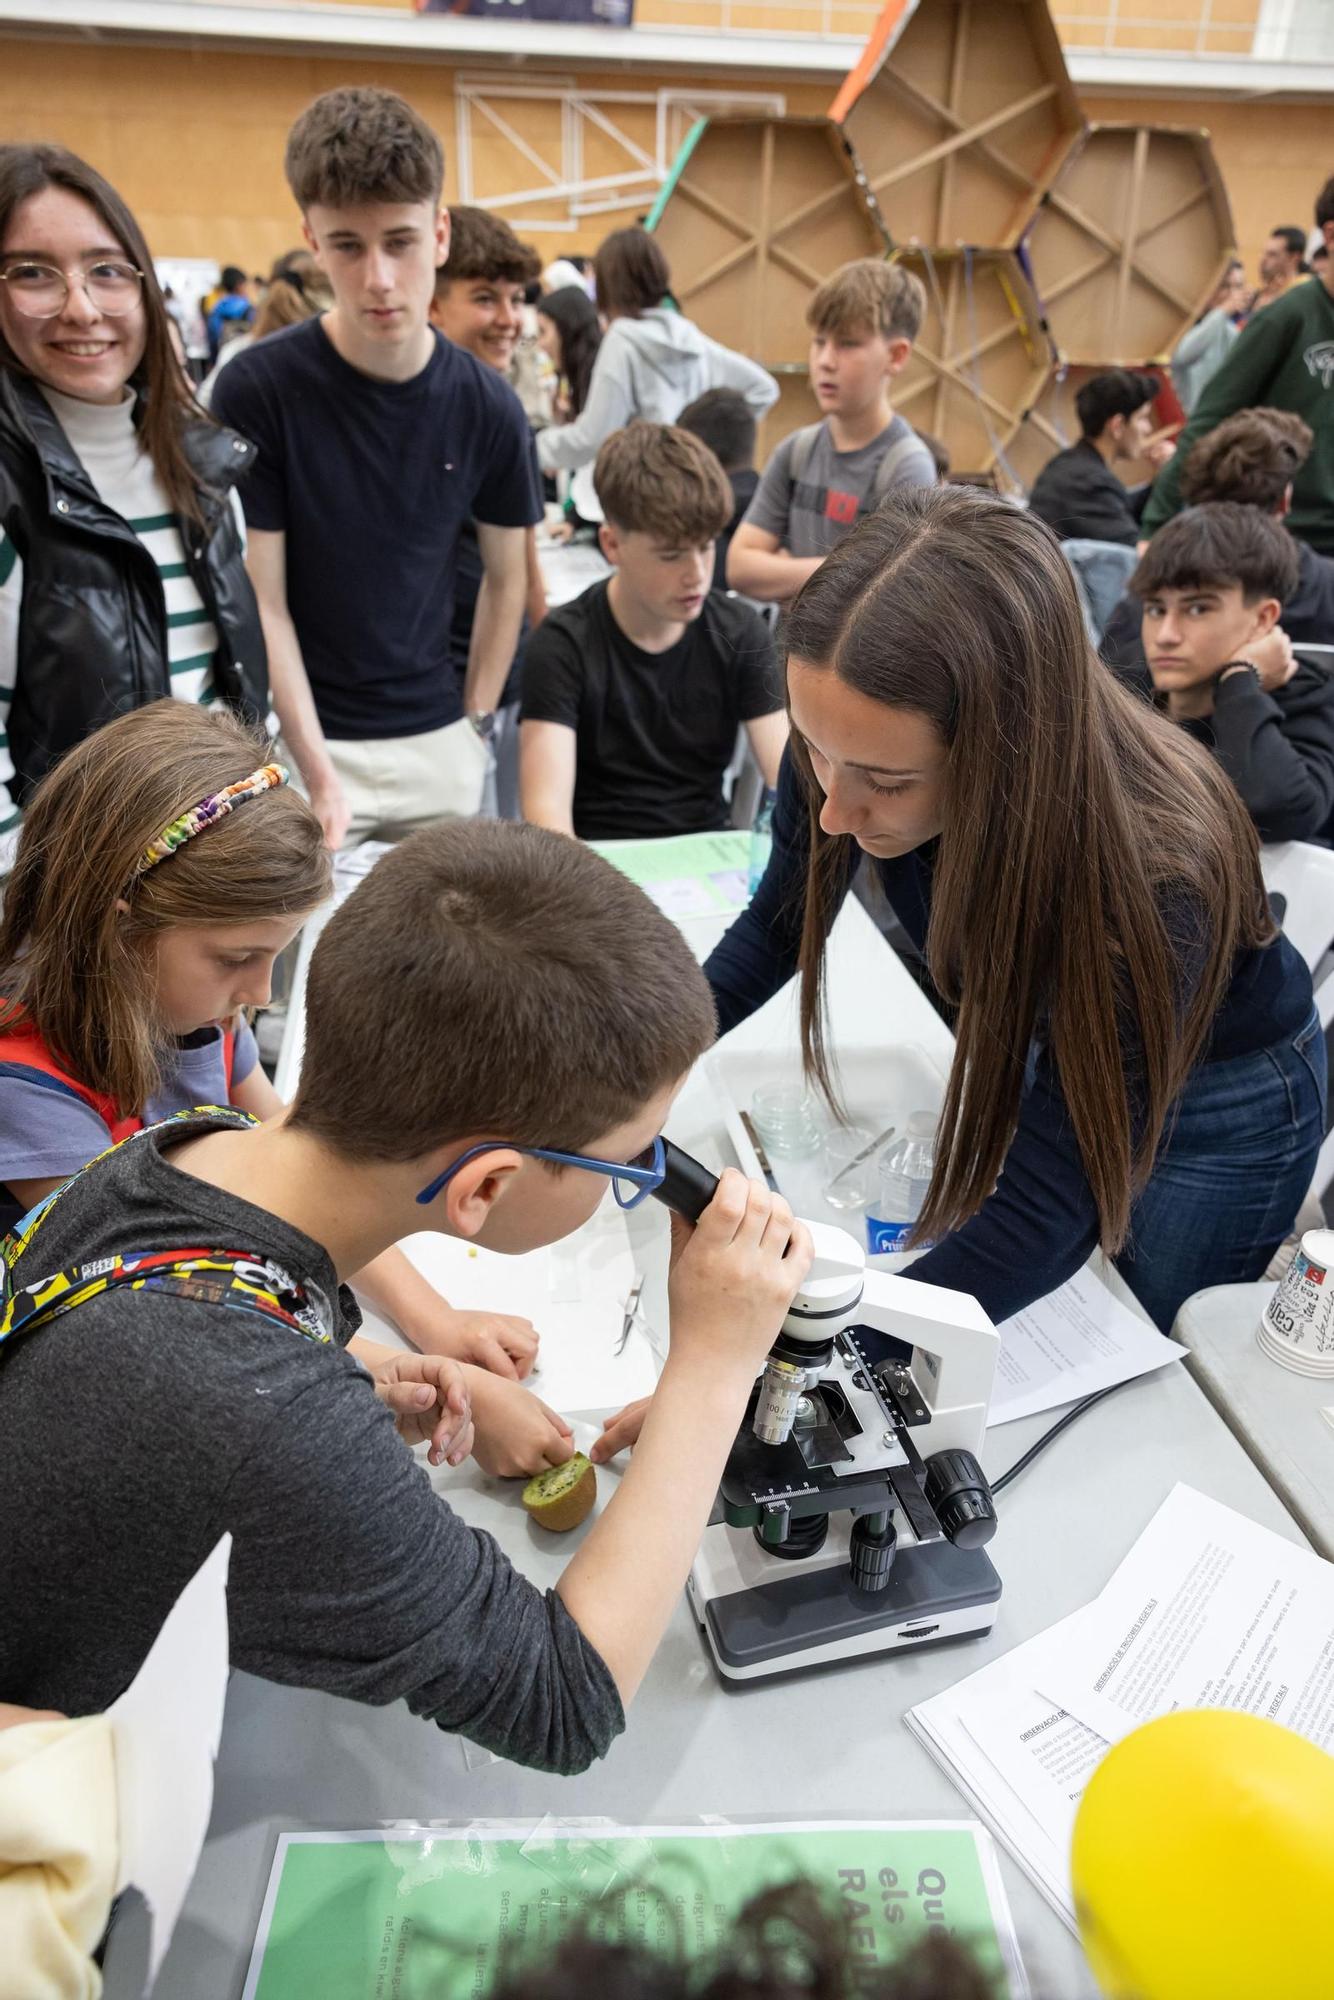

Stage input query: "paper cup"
[{"left": 1258, "top": 1229, "right": 1334, "bottom": 1375}]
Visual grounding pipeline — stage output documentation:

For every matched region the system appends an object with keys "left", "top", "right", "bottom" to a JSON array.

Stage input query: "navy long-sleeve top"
[{"left": 704, "top": 756, "right": 1313, "bottom": 1323}]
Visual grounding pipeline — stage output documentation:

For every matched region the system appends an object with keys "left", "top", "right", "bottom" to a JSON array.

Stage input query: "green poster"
[
  {"left": 591, "top": 831, "right": 754, "bottom": 920},
  {"left": 242, "top": 1818, "right": 1028, "bottom": 2000}
]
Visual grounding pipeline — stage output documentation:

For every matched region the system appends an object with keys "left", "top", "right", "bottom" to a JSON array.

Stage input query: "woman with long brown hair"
[
  {"left": 0, "top": 143, "right": 268, "bottom": 857},
  {"left": 705, "top": 484, "right": 1324, "bottom": 1332}
]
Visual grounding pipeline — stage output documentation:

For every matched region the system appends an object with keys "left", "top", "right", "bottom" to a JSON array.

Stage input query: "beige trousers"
[{"left": 326, "top": 717, "right": 491, "bottom": 846}]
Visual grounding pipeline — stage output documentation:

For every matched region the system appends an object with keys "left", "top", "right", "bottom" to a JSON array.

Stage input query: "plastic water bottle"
[
  {"left": 866, "top": 1111, "right": 937, "bottom": 1261},
  {"left": 748, "top": 788, "right": 776, "bottom": 896}
]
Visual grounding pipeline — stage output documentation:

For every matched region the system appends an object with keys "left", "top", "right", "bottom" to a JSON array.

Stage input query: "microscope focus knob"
[
  {"left": 849, "top": 1513, "right": 898, "bottom": 1592},
  {"left": 923, "top": 1449, "right": 998, "bottom": 1550}
]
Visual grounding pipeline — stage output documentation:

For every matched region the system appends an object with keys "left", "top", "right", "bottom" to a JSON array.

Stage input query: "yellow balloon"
[{"left": 1072, "top": 1710, "right": 1334, "bottom": 2000}]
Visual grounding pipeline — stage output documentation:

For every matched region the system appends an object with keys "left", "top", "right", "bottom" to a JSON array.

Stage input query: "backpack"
[
  {"left": 0, "top": 1107, "right": 333, "bottom": 1365},
  {"left": 785, "top": 418, "right": 933, "bottom": 524}
]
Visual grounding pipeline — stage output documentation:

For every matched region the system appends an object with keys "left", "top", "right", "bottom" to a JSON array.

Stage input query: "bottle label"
[{"left": 866, "top": 1215, "right": 914, "bottom": 1256}]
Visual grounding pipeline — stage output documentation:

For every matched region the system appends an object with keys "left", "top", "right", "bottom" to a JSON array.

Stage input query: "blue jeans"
[{"left": 1114, "top": 1008, "right": 1327, "bottom": 1331}]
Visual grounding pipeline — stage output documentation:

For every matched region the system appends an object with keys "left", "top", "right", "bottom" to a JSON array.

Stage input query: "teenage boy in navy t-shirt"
[{"left": 213, "top": 87, "right": 540, "bottom": 847}]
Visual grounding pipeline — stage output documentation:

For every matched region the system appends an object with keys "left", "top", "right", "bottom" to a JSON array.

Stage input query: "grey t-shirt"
[
  {"left": 0, "top": 1114, "right": 623, "bottom": 1772},
  {"left": 741, "top": 415, "right": 937, "bottom": 559}
]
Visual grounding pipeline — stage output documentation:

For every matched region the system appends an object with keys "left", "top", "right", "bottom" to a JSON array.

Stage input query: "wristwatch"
[{"left": 467, "top": 710, "right": 497, "bottom": 740}]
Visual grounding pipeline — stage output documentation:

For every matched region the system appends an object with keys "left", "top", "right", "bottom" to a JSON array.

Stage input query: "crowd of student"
[{"left": 0, "top": 76, "right": 1332, "bottom": 1998}]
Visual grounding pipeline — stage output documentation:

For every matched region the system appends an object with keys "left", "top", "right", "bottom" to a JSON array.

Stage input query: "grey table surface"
[
  {"left": 113, "top": 900, "right": 1314, "bottom": 2000},
  {"left": 114, "top": 1296, "right": 1309, "bottom": 2000},
  {"left": 1174, "top": 1278, "right": 1334, "bottom": 1561}
]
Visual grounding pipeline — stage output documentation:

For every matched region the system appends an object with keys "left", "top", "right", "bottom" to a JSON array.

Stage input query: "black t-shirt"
[
  {"left": 448, "top": 432, "right": 544, "bottom": 710},
  {"left": 212, "top": 318, "right": 541, "bottom": 739},
  {"left": 519, "top": 581, "right": 781, "bottom": 839}
]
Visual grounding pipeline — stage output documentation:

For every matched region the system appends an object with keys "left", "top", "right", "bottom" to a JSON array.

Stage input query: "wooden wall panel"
[
  {"left": 0, "top": 36, "right": 831, "bottom": 266},
  {"left": 833, "top": 0, "right": 1083, "bottom": 251},
  {"left": 649, "top": 117, "right": 886, "bottom": 366},
  {"left": 759, "top": 369, "right": 823, "bottom": 458},
  {"left": 1025, "top": 123, "right": 1234, "bottom": 365},
  {"left": 1079, "top": 92, "right": 1330, "bottom": 288},
  {"left": 893, "top": 249, "right": 1054, "bottom": 482}
]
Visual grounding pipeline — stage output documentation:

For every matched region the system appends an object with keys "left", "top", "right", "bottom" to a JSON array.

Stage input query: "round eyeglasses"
[{"left": 0, "top": 260, "right": 145, "bottom": 319}]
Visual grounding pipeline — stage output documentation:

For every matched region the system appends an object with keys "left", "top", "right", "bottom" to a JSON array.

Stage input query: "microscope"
[{"left": 654, "top": 1142, "right": 1003, "bottom": 1683}]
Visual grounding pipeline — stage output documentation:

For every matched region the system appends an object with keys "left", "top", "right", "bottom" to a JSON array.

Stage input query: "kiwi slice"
[{"left": 521, "top": 1452, "right": 597, "bottom": 1532}]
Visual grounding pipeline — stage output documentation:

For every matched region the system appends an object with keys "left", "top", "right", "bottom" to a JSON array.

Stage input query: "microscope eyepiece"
[{"left": 652, "top": 1140, "right": 720, "bottom": 1225}]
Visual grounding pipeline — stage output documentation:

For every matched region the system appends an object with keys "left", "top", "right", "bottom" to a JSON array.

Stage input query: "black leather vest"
[{"left": 0, "top": 371, "right": 269, "bottom": 805}]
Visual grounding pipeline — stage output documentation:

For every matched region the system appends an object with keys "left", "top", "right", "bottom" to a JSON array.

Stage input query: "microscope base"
[{"left": 688, "top": 1527, "right": 1001, "bottom": 1683}]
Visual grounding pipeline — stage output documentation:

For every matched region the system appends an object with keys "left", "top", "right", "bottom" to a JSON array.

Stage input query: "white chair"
[
  {"left": 1062, "top": 539, "right": 1139, "bottom": 645},
  {"left": 1258, "top": 841, "right": 1334, "bottom": 1026},
  {"left": 1259, "top": 839, "right": 1334, "bottom": 1201}
]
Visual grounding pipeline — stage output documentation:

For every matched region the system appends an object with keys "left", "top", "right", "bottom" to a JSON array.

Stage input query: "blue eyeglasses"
[{"left": 416, "top": 1135, "right": 666, "bottom": 1210}]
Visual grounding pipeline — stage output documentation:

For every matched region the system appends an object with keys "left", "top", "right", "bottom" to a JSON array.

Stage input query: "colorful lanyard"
[{"left": 0, "top": 1106, "right": 334, "bottom": 1361}]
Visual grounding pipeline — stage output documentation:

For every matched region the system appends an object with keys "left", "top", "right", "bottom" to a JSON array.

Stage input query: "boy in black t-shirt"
[
  {"left": 212, "top": 88, "right": 540, "bottom": 847},
  {"left": 519, "top": 423, "right": 786, "bottom": 840}
]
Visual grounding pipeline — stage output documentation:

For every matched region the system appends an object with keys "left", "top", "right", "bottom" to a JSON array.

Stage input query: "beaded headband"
[{"left": 133, "top": 762, "right": 290, "bottom": 878}]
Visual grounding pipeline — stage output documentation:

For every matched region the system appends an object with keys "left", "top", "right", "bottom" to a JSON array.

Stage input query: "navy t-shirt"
[
  {"left": 448, "top": 433, "right": 544, "bottom": 711},
  {"left": 212, "top": 318, "right": 541, "bottom": 739}
]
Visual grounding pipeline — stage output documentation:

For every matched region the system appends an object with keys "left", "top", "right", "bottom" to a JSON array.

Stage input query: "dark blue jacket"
[{"left": 704, "top": 755, "right": 1313, "bottom": 1322}]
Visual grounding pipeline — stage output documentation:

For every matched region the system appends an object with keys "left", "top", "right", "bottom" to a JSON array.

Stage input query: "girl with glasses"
[{"left": 0, "top": 143, "right": 269, "bottom": 866}]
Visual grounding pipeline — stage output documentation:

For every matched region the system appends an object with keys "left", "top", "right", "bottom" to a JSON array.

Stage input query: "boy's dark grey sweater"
[{"left": 0, "top": 1116, "right": 623, "bottom": 1772}]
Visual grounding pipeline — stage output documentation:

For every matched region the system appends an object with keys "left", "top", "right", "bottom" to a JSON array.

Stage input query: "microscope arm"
[
  {"left": 855, "top": 1264, "right": 999, "bottom": 1459},
  {"left": 655, "top": 1143, "right": 1000, "bottom": 1459}
]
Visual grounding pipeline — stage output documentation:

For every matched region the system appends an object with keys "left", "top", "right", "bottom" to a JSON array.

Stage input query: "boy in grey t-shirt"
[{"left": 728, "top": 259, "right": 936, "bottom": 605}]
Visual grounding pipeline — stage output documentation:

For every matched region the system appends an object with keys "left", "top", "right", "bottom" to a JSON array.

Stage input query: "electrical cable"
[{"left": 989, "top": 1379, "right": 1132, "bottom": 1496}]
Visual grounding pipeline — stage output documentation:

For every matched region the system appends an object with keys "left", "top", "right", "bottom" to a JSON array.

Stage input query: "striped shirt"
[{"left": 0, "top": 384, "right": 243, "bottom": 866}]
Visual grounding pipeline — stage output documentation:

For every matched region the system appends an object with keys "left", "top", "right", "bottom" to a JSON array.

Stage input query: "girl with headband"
[{"left": 0, "top": 701, "right": 568, "bottom": 1471}]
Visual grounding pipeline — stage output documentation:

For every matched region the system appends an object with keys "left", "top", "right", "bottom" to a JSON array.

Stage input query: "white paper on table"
[
  {"left": 107, "top": 1534, "right": 232, "bottom": 1984},
  {"left": 384, "top": 1205, "right": 661, "bottom": 1412},
  {"left": 990, "top": 1267, "right": 1184, "bottom": 1427},
  {"left": 1035, "top": 1483, "right": 1334, "bottom": 1752},
  {"left": 906, "top": 1610, "right": 1107, "bottom": 1932},
  {"left": 963, "top": 1683, "right": 1108, "bottom": 1887},
  {"left": 333, "top": 839, "right": 393, "bottom": 894}
]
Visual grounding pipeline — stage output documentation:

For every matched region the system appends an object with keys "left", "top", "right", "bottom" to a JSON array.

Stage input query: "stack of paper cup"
[{"left": 1258, "top": 1229, "right": 1334, "bottom": 1376}]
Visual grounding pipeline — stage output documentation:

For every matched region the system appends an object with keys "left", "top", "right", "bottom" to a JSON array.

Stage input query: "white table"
[
  {"left": 1173, "top": 1279, "right": 1334, "bottom": 1561},
  {"left": 536, "top": 535, "right": 611, "bottom": 609},
  {"left": 121, "top": 898, "right": 1313, "bottom": 2000}
]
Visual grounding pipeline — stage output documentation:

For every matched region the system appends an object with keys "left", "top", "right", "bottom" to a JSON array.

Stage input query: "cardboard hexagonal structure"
[
  {"left": 830, "top": 0, "right": 1084, "bottom": 253},
  {"left": 757, "top": 370, "right": 824, "bottom": 460},
  {"left": 1023, "top": 123, "right": 1235, "bottom": 367},
  {"left": 892, "top": 248, "right": 1054, "bottom": 484},
  {"left": 646, "top": 116, "right": 888, "bottom": 370}
]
